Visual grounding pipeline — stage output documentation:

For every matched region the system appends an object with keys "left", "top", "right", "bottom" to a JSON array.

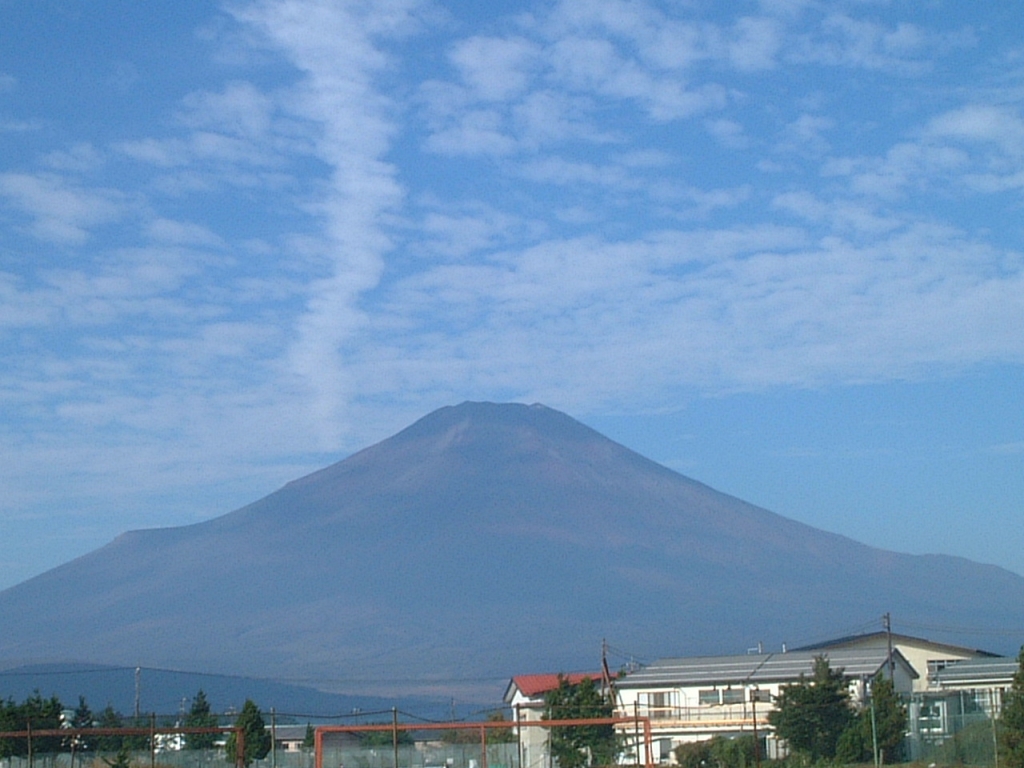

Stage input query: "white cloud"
[
  {"left": 778, "top": 113, "right": 833, "bottom": 156},
  {"left": 339, "top": 214, "right": 1024, "bottom": 410},
  {"left": 42, "top": 143, "right": 104, "bottom": 173},
  {"left": 928, "top": 105, "right": 1024, "bottom": 156},
  {"left": 790, "top": 13, "right": 936, "bottom": 74},
  {"left": 450, "top": 36, "right": 539, "bottom": 102},
  {"left": 179, "top": 81, "right": 276, "bottom": 140},
  {"left": 145, "top": 218, "right": 224, "bottom": 247},
  {"left": 705, "top": 118, "right": 749, "bottom": 149},
  {"left": 232, "top": 0, "right": 412, "bottom": 447},
  {"left": 0, "top": 173, "right": 123, "bottom": 244},
  {"left": 727, "top": 16, "right": 782, "bottom": 72},
  {"left": 772, "top": 191, "right": 901, "bottom": 236}
]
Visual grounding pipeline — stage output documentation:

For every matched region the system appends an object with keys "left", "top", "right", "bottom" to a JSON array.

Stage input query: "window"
[
  {"left": 649, "top": 691, "right": 673, "bottom": 719},
  {"left": 699, "top": 689, "right": 721, "bottom": 705},
  {"left": 722, "top": 688, "right": 745, "bottom": 705}
]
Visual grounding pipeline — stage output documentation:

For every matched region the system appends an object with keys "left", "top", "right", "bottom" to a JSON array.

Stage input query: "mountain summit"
[{"left": 2, "top": 402, "right": 1021, "bottom": 697}]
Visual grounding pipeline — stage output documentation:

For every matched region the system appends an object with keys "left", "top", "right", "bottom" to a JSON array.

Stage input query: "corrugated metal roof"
[
  {"left": 796, "top": 631, "right": 999, "bottom": 658},
  {"left": 934, "top": 657, "right": 1019, "bottom": 685},
  {"left": 618, "top": 648, "right": 910, "bottom": 688}
]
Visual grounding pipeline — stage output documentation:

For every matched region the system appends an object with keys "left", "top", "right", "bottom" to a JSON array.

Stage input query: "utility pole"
[
  {"left": 135, "top": 667, "right": 142, "bottom": 720},
  {"left": 883, "top": 614, "right": 895, "bottom": 680},
  {"left": 602, "top": 639, "right": 617, "bottom": 705},
  {"left": 869, "top": 689, "right": 880, "bottom": 768},
  {"left": 392, "top": 707, "right": 399, "bottom": 768},
  {"left": 750, "top": 689, "right": 761, "bottom": 768}
]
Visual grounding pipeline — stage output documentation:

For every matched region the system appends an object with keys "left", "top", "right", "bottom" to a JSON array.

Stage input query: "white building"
[
  {"left": 900, "top": 654, "right": 1020, "bottom": 758},
  {"left": 614, "top": 648, "right": 916, "bottom": 763},
  {"left": 798, "top": 632, "right": 998, "bottom": 693},
  {"left": 504, "top": 672, "right": 605, "bottom": 768}
]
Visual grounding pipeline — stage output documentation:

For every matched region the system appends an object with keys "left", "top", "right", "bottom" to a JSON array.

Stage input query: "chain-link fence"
[{"left": 904, "top": 689, "right": 1004, "bottom": 765}]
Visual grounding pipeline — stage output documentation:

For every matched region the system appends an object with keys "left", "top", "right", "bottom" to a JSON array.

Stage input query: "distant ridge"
[
  {"left": 1, "top": 401, "right": 1022, "bottom": 701},
  {"left": 0, "top": 662, "right": 447, "bottom": 719}
]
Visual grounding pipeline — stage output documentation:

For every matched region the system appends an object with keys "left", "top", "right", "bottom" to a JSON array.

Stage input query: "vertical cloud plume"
[{"left": 234, "top": 0, "right": 410, "bottom": 446}]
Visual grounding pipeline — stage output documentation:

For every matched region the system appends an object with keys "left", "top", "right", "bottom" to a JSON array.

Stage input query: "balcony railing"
[{"left": 616, "top": 705, "right": 771, "bottom": 729}]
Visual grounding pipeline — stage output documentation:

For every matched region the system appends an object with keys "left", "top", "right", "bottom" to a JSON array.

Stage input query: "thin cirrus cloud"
[{"left": 0, "top": 172, "right": 123, "bottom": 245}]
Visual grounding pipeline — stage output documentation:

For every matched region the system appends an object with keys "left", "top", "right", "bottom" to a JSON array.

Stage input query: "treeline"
[{"left": 0, "top": 689, "right": 225, "bottom": 757}]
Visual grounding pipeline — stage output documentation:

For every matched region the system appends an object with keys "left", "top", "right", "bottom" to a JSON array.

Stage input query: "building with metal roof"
[
  {"left": 614, "top": 648, "right": 915, "bottom": 762},
  {"left": 798, "top": 631, "right": 999, "bottom": 693},
  {"left": 504, "top": 672, "right": 605, "bottom": 768}
]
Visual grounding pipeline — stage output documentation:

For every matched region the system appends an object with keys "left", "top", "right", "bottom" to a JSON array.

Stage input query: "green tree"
[
  {"left": 0, "top": 692, "right": 65, "bottom": 757},
  {"left": 440, "top": 710, "right": 514, "bottom": 744},
  {"left": 225, "top": 700, "right": 271, "bottom": 767},
  {"left": 1000, "top": 645, "right": 1024, "bottom": 768},
  {"left": 184, "top": 690, "right": 219, "bottom": 750},
  {"left": 768, "top": 656, "right": 854, "bottom": 761},
  {"left": 71, "top": 696, "right": 96, "bottom": 753},
  {"left": 674, "top": 736, "right": 757, "bottom": 768},
  {"left": 94, "top": 705, "right": 125, "bottom": 753},
  {"left": 124, "top": 715, "right": 152, "bottom": 752},
  {"left": 16, "top": 691, "right": 65, "bottom": 756},
  {"left": 303, "top": 724, "right": 315, "bottom": 750},
  {"left": 674, "top": 740, "right": 712, "bottom": 768},
  {"left": 361, "top": 725, "right": 414, "bottom": 746},
  {"left": 102, "top": 745, "right": 133, "bottom": 768},
  {"left": 0, "top": 698, "right": 18, "bottom": 758},
  {"left": 486, "top": 710, "right": 516, "bottom": 744},
  {"left": 836, "top": 675, "right": 907, "bottom": 765},
  {"left": 708, "top": 735, "right": 757, "bottom": 768},
  {"left": 542, "top": 676, "right": 619, "bottom": 768}
]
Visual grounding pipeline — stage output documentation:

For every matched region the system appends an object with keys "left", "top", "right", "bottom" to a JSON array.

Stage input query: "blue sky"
[{"left": 1, "top": 1, "right": 1023, "bottom": 601}]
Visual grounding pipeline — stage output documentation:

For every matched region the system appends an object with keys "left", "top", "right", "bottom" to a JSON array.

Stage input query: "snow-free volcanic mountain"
[{"left": 2, "top": 402, "right": 1022, "bottom": 698}]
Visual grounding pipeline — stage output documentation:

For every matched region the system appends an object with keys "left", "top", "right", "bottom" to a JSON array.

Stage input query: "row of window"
[
  {"left": 699, "top": 689, "right": 748, "bottom": 705},
  {"left": 646, "top": 688, "right": 760, "bottom": 709}
]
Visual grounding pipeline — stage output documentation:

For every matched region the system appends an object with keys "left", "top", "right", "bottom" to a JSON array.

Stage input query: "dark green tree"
[
  {"left": 184, "top": 690, "right": 219, "bottom": 750},
  {"left": 94, "top": 705, "right": 125, "bottom": 753},
  {"left": 440, "top": 711, "right": 514, "bottom": 745},
  {"left": 768, "top": 656, "right": 854, "bottom": 761},
  {"left": 542, "top": 676, "right": 619, "bottom": 768},
  {"left": 0, "top": 692, "right": 65, "bottom": 757},
  {"left": 0, "top": 698, "right": 18, "bottom": 758},
  {"left": 1000, "top": 645, "right": 1024, "bottom": 768},
  {"left": 303, "top": 724, "right": 315, "bottom": 750},
  {"left": 89, "top": 705, "right": 147, "bottom": 754},
  {"left": 673, "top": 735, "right": 756, "bottom": 768},
  {"left": 72, "top": 696, "right": 96, "bottom": 753},
  {"left": 102, "top": 745, "right": 133, "bottom": 768},
  {"left": 708, "top": 735, "right": 757, "bottom": 768},
  {"left": 124, "top": 715, "right": 152, "bottom": 752},
  {"left": 485, "top": 710, "right": 516, "bottom": 744},
  {"left": 674, "top": 740, "right": 712, "bottom": 768},
  {"left": 225, "top": 700, "right": 271, "bottom": 767},
  {"left": 361, "top": 725, "right": 414, "bottom": 746},
  {"left": 836, "top": 674, "right": 907, "bottom": 765},
  {"left": 17, "top": 691, "right": 65, "bottom": 756}
]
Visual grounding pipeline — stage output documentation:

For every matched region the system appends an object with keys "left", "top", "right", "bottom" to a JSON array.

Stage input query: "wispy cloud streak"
[{"left": 231, "top": 0, "right": 413, "bottom": 446}]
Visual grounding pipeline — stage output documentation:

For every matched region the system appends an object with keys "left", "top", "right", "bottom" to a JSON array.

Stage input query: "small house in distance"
[{"left": 504, "top": 672, "right": 604, "bottom": 768}]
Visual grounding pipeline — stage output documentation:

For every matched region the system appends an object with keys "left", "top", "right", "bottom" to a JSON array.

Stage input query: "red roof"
[{"left": 511, "top": 672, "right": 603, "bottom": 698}]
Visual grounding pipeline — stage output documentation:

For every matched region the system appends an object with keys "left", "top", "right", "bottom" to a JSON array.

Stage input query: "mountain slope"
[{"left": 1, "top": 402, "right": 1020, "bottom": 698}]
